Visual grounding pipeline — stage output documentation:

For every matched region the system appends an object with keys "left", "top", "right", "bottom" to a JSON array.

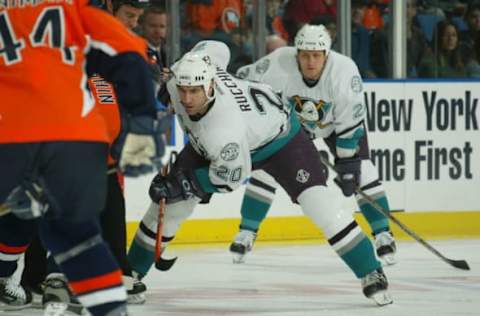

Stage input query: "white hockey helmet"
[
  {"left": 295, "top": 24, "right": 332, "bottom": 55},
  {"left": 174, "top": 52, "right": 216, "bottom": 96}
]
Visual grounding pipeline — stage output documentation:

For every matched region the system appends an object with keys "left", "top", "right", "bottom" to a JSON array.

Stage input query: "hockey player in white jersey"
[
  {"left": 232, "top": 24, "right": 397, "bottom": 266},
  {"left": 127, "top": 40, "right": 393, "bottom": 306}
]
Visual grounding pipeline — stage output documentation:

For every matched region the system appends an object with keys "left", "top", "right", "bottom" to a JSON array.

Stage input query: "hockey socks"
[
  {"left": 328, "top": 221, "right": 381, "bottom": 278},
  {"left": 240, "top": 176, "right": 277, "bottom": 231},
  {"left": 357, "top": 191, "right": 390, "bottom": 235},
  {"left": 0, "top": 214, "right": 36, "bottom": 278},
  {"left": 127, "top": 223, "right": 156, "bottom": 278},
  {"left": 128, "top": 221, "right": 176, "bottom": 277}
]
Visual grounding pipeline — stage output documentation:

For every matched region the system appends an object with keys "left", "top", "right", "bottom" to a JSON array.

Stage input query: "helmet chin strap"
[{"left": 198, "top": 81, "right": 216, "bottom": 113}]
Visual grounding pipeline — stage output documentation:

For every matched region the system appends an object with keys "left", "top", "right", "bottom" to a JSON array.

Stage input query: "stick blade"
[
  {"left": 448, "top": 259, "right": 470, "bottom": 271},
  {"left": 155, "top": 256, "right": 178, "bottom": 271}
]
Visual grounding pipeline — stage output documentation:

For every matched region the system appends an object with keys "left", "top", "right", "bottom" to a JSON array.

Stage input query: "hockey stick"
[
  {"left": 154, "top": 151, "right": 178, "bottom": 271},
  {"left": 319, "top": 155, "right": 470, "bottom": 271},
  {"left": 0, "top": 204, "right": 9, "bottom": 217}
]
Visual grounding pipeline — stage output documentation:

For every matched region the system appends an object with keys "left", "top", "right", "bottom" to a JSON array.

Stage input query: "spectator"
[
  {"left": 141, "top": 6, "right": 168, "bottom": 50},
  {"left": 182, "top": 0, "right": 245, "bottom": 51},
  {"left": 407, "top": 0, "right": 432, "bottom": 77},
  {"left": 282, "top": 0, "right": 336, "bottom": 43},
  {"left": 363, "top": 0, "right": 385, "bottom": 30},
  {"left": 466, "top": 30, "right": 480, "bottom": 77},
  {"left": 459, "top": 2, "right": 480, "bottom": 63},
  {"left": 352, "top": 0, "right": 377, "bottom": 78},
  {"left": 266, "top": 34, "right": 288, "bottom": 53},
  {"left": 418, "top": 20, "right": 466, "bottom": 78},
  {"left": 227, "top": 27, "right": 253, "bottom": 73},
  {"left": 415, "top": 0, "right": 446, "bottom": 44},
  {"left": 140, "top": 5, "right": 168, "bottom": 90},
  {"left": 369, "top": 0, "right": 432, "bottom": 78},
  {"left": 106, "top": 0, "right": 146, "bottom": 29},
  {"left": 267, "top": 0, "right": 289, "bottom": 40}
]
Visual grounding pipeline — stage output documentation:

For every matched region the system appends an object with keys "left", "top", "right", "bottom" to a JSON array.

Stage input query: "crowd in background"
[{"left": 140, "top": 0, "right": 480, "bottom": 79}]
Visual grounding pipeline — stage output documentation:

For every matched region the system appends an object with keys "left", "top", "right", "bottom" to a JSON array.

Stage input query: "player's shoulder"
[
  {"left": 328, "top": 50, "right": 360, "bottom": 74},
  {"left": 190, "top": 40, "right": 231, "bottom": 70},
  {"left": 237, "top": 47, "right": 296, "bottom": 80},
  {"left": 260, "top": 47, "right": 297, "bottom": 75},
  {"left": 201, "top": 104, "right": 245, "bottom": 151}
]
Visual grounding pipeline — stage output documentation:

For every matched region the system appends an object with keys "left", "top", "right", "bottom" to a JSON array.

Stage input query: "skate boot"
[
  {"left": 23, "top": 281, "right": 45, "bottom": 309},
  {"left": 229, "top": 230, "right": 256, "bottom": 264},
  {"left": 374, "top": 231, "right": 397, "bottom": 266},
  {"left": 361, "top": 268, "right": 393, "bottom": 306},
  {"left": 124, "top": 273, "right": 146, "bottom": 305},
  {"left": 0, "top": 276, "right": 33, "bottom": 311},
  {"left": 42, "top": 274, "right": 84, "bottom": 315}
]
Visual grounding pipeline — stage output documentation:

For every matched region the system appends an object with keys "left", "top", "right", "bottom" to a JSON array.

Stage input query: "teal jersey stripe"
[
  {"left": 251, "top": 113, "right": 301, "bottom": 163},
  {"left": 194, "top": 167, "right": 219, "bottom": 193}
]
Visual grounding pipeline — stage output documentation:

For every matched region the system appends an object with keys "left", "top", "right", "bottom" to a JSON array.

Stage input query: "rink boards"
[{"left": 124, "top": 80, "right": 480, "bottom": 245}]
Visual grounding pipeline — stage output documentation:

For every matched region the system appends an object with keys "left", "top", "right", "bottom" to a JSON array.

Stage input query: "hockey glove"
[
  {"left": 3, "top": 180, "right": 51, "bottom": 219},
  {"left": 116, "top": 115, "right": 167, "bottom": 177},
  {"left": 334, "top": 157, "right": 361, "bottom": 197},
  {"left": 149, "top": 169, "right": 208, "bottom": 204}
]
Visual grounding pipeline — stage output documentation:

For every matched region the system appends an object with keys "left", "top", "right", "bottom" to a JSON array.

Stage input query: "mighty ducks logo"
[{"left": 290, "top": 95, "right": 332, "bottom": 129}]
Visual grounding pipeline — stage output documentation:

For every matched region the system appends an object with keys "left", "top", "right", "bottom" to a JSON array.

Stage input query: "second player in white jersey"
[
  {"left": 232, "top": 24, "right": 397, "bottom": 267},
  {"left": 237, "top": 45, "right": 366, "bottom": 155}
]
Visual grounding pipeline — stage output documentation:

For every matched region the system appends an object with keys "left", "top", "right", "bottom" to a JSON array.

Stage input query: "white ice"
[{"left": 4, "top": 239, "right": 479, "bottom": 316}]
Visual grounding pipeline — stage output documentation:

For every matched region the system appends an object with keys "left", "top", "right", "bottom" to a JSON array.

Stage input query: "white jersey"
[
  {"left": 168, "top": 43, "right": 298, "bottom": 192},
  {"left": 237, "top": 47, "right": 366, "bottom": 157}
]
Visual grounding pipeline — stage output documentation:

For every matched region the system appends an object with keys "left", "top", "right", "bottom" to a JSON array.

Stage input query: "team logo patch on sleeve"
[
  {"left": 351, "top": 76, "right": 363, "bottom": 93},
  {"left": 220, "top": 143, "right": 240, "bottom": 161},
  {"left": 237, "top": 67, "right": 250, "bottom": 79},
  {"left": 255, "top": 59, "right": 270, "bottom": 74}
]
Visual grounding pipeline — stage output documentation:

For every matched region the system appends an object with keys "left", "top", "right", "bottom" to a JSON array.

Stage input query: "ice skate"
[
  {"left": 42, "top": 275, "right": 84, "bottom": 315},
  {"left": 361, "top": 268, "right": 393, "bottom": 306},
  {"left": 229, "top": 230, "right": 257, "bottom": 264},
  {"left": 374, "top": 231, "right": 397, "bottom": 266},
  {"left": 0, "top": 276, "right": 32, "bottom": 311},
  {"left": 124, "top": 273, "right": 146, "bottom": 305}
]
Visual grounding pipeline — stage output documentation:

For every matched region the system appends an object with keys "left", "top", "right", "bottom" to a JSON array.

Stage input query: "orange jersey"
[
  {"left": 88, "top": 75, "right": 120, "bottom": 165},
  {"left": 0, "top": 0, "right": 147, "bottom": 144}
]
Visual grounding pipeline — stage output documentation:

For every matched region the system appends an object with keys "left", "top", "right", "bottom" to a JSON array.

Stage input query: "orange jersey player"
[{"left": 0, "top": 0, "right": 156, "bottom": 315}]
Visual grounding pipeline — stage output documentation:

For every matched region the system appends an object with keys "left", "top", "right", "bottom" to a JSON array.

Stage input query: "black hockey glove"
[
  {"left": 334, "top": 157, "right": 361, "bottom": 197},
  {"left": 149, "top": 169, "right": 207, "bottom": 204}
]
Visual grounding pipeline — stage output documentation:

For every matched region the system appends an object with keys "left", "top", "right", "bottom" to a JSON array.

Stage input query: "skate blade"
[
  {"left": 43, "top": 302, "right": 69, "bottom": 316},
  {"left": 43, "top": 302, "right": 85, "bottom": 316},
  {"left": 370, "top": 290, "right": 393, "bottom": 306},
  {"left": 0, "top": 302, "right": 32, "bottom": 311},
  {"left": 379, "top": 254, "right": 397, "bottom": 266},
  {"left": 232, "top": 253, "right": 246, "bottom": 264},
  {"left": 127, "top": 293, "right": 146, "bottom": 305}
]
